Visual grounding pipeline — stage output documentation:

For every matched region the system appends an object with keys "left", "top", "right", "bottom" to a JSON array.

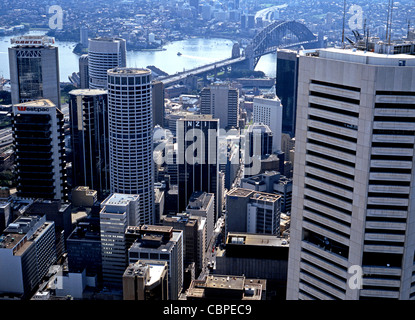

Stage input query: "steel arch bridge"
[{"left": 248, "top": 20, "right": 319, "bottom": 68}]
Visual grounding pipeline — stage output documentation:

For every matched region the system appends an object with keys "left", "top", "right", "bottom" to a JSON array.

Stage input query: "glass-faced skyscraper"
[
  {"left": 276, "top": 49, "right": 299, "bottom": 138},
  {"left": 107, "top": 68, "right": 154, "bottom": 225},
  {"left": 8, "top": 35, "right": 61, "bottom": 109},
  {"left": 177, "top": 115, "right": 219, "bottom": 220},
  {"left": 69, "top": 89, "right": 109, "bottom": 198}
]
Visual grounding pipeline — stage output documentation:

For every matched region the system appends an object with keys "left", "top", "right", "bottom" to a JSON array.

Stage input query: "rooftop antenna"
[
  {"left": 341, "top": 0, "right": 347, "bottom": 48},
  {"left": 386, "top": 0, "right": 391, "bottom": 41},
  {"left": 407, "top": 19, "right": 411, "bottom": 39},
  {"left": 388, "top": 0, "right": 394, "bottom": 45}
]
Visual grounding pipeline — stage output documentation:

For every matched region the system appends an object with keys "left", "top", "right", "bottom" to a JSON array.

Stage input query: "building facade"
[
  {"left": 200, "top": 83, "right": 239, "bottom": 129},
  {"left": 287, "top": 44, "right": 415, "bottom": 300},
  {"left": 12, "top": 99, "right": 68, "bottom": 201},
  {"left": 107, "top": 68, "right": 154, "bottom": 224},
  {"left": 88, "top": 37, "right": 126, "bottom": 89},
  {"left": 69, "top": 89, "right": 110, "bottom": 198},
  {"left": 8, "top": 35, "right": 61, "bottom": 109}
]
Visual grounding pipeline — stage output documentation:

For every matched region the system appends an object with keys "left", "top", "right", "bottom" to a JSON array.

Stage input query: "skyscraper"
[
  {"left": 8, "top": 35, "right": 61, "bottom": 108},
  {"left": 287, "top": 42, "right": 415, "bottom": 300},
  {"left": 276, "top": 49, "right": 299, "bottom": 138},
  {"left": 107, "top": 68, "right": 154, "bottom": 224},
  {"left": 177, "top": 115, "right": 219, "bottom": 219},
  {"left": 253, "top": 93, "right": 283, "bottom": 152},
  {"left": 12, "top": 99, "right": 68, "bottom": 201},
  {"left": 200, "top": 83, "right": 239, "bottom": 129},
  {"left": 69, "top": 89, "right": 110, "bottom": 198},
  {"left": 100, "top": 193, "right": 140, "bottom": 288},
  {"left": 88, "top": 37, "right": 126, "bottom": 89},
  {"left": 78, "top": 54, "right": 89, "bottom": 89}
]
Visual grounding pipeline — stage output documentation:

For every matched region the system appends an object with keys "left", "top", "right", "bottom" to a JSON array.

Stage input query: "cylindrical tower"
[{"left": 107, "top": 67, "right": 154, "bottom": 224}]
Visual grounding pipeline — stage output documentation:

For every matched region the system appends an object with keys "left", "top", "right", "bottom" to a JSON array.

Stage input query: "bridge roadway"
[{"left": 157, "top": 55, "right": 247, "bottom": 86}]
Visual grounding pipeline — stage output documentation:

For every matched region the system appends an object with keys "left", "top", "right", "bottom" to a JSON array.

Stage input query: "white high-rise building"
[
  {"left": 287, "top": 43, "right": 415, "bottom": 300},
  {"left": 88, "top": 37, "right": 126, "bottom": 89},
  {"left": 100, "top": 193, "right": 140, "bottom": 288},
  {"left": 253, "top": 93, "right": 283, "bottom": 153},
  {"left": 107, "top": 68, "right": 154, "bottom": 225}
]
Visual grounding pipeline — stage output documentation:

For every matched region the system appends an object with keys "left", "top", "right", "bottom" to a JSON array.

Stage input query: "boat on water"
[{"left": 177, "top": 52, "right": 182, "bottom": 56}]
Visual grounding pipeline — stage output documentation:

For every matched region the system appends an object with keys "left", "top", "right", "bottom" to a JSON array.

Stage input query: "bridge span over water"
[{"left": 158, "top": 20, "right": 321, "bottom": 87}]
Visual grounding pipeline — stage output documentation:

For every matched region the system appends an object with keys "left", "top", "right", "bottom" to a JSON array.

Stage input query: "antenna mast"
[
  {"left": 388, "top": 0, "right": 394, "bottom": 45},
  {"left": 342, "top": 0, "right": 346, "bottom": 48}
]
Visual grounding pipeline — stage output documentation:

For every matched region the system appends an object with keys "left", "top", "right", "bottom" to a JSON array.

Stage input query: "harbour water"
[{"left": 0, "top": 33, "right": 276, "bottom": 83}]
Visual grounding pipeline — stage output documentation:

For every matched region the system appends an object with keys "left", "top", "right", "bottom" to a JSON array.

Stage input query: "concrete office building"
[
  {"left": 226, "top": 188, "right": 281, "bottom": 235},
  {"left": 69, "top": 89, "right": 110, "bottom": 198},
  {"left": 215, "top": 232, "right": 289, "bottom": 299},
  {"left": 0, "top": 215, "right": 56, "bottom": 299},
  {"left": 186, "top": 274, "right": 265, "bottom": 300},
  {"left": 253, "top": 93, "right": 283, "bottom": 152},
  {"left": 8, "top": 35, "right": 61, "bottom": 108},
  {"left": 287, "top": 40, "right": 415, "bottom": 300},
  {"left": 66, "top": 220, "right": 102, "bottom": 278},
  {"left": 200, "top": 83, "right": 239, "bottom": 129},
  {"left": 186, "top": 191, "right": 215, "bottom": 249},
  {"left": 12, "top": 99, "right": 68, "bottom": 201},
  {"left": 100, "top": 193, "right": 140, "bottom": 288},
  {"left": 88, "top": 37, "right": 126, "bottom": 89},
  {"left": 107, "top": 68, "right": 154, "bottom": 224},
  {"left": 123, "top": 260, "right": 169, "bottom": 300},
  {"left": 128, "top": 225, "right": 184, "bottom": 300}
]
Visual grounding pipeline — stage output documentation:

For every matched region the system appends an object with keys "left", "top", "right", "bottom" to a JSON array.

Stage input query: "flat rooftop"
[
  {"left": 227, "top": 232, "right": 289, "bottom": 247},
  {"left": 108, "top": 67, "right": 151, "bottom": 75},
  {"left": 312, "top": 47, "right": 415, "bottom": 66},
  {"left": 69, "top": 89, "right": 107, "bottom": 96}
]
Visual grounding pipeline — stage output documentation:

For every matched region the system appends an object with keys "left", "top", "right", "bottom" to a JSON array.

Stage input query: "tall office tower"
[
  {"left": 186, "top": 191, "right": 215, "bottom": 249},
  {"left": 123, "top": 260, "right": 169, "bottom": 300},
  {"left": 69, "top": 89, "right": 110, "bottom": 198},
  {"left": 276, "top": 49, "right": 299, "bottom": 138},
  {"left": 253, "top": 93, "right": 283, "bottom": 152},
  {"left": 152, "top": 80, "right": 165, "bottom": 127},
  {"left": 107, "top": 68, "right": 154, "bottom": 224},
  {"left": 8, "top": 35, "right": 61, "bottom": 109},
  {"left": 128, "top": 225, "right": 184, "bottom": 300},
  {"left": 78, "top": 54, "right": 89, "bottom": 89},
  {"left": 287, "top": 42, "right": 415, "bottom": 300},
  {"left": 246, "top": 123, "right": 274, "bottom": 157},
  {"left": 0, "top": 215, "right": 56, "bottom": 299},
  {"left": 12, "top": 99, "right": 68, "bottom": 201},
  {"left": 100, "top": 193, "right": 140, "bottom": 288},
  {"left": 200, "top": 83, "right": 239, "bottom": 129},
  {"left": 80, "top": 27, "right": 88, "bottom": 48},
  {"left": 177, "top": 115, "right": 219, "bottom": 219},
  {"left": 88, "top": 37, "right": 126, "bottom": 89}
]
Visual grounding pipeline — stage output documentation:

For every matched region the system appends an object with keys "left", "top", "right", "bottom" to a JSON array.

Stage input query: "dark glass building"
[
  {"left": 12, "top": 99, "right": 68, "bottom": 201},
  {"left": 8, "top": 35, "right": 61, "bottom": 109},
  {"left": 276, "top": 49, "right": 299, "bottom": 138},
  {"left": 177, "top": 115, "right": 219, "bottom": 220},
  {"left": 68, "top": 89, "right": 109, "bottom": 199}
]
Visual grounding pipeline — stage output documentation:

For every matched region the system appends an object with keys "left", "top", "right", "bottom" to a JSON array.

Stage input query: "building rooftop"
[
  {"left": 69, "top": 89, "right": 107, "bottom": 96},
  {"left": 102, "top": 193, "right": 139, "bottom": 206},
  {"left": 108, "top": 67, "right": 151, "bottom": 75},
  {"left": 14, "top": 99, "right": 55, "bottom": 108},
  {"left": 226, "top": 232, "right": 289, "bottom": 247},
  {"left": 11, "top": 35, "right": 56, "bottom": 47}
]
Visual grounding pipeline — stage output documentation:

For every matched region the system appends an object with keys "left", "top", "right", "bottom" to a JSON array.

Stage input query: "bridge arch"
[{"left": 248, "top": 20, "right": 318, "bottom": 68}]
